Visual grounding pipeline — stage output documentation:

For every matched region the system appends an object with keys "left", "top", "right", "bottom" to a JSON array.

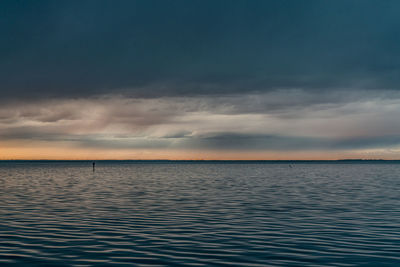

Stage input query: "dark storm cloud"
[{"left": 1, "top": 0, "right": 400, "bottom": 100}]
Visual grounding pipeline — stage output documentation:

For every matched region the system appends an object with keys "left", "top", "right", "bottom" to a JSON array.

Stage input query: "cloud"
[
  {"left": 1, "top": 1, "right": 400, "bottom": 100},
  {"left": 2, "top": 90, "right": 400, "bottom": 156},
  {"left": 3, "top": 1, "right": 400, "bottom": 159}
]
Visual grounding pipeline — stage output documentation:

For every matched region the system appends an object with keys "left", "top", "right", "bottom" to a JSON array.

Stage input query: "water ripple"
[{"left": 1, "top": 163, "right": 400, "bottom": 265}]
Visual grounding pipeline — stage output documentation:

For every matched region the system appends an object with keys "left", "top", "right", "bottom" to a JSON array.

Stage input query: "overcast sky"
[{"left": 1, "top": 0, "right": 400, "bottom": 159}]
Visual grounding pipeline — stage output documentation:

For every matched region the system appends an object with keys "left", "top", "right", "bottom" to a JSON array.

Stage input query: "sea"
[{"left": 1, "top": 161, "right": 400, "bottom": 266}]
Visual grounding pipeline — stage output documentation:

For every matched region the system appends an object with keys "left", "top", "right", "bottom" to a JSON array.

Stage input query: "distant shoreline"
[{"left": 1, "top": 159, "right": 399, "bottom": 164}]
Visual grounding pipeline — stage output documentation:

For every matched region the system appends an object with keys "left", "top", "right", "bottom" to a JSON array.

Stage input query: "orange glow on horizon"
[{"left": 0, "top": 141, "right": 397, "bottom": 160}]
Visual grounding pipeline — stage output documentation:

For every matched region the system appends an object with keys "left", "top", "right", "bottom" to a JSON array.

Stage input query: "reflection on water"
[{"left": 1, "top": 162, "right": 400, "bottom": 266}]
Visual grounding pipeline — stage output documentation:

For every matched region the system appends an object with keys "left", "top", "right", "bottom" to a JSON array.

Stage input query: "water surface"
[{"left": 1, "top": 162, "right": 400, "bottom": 266}]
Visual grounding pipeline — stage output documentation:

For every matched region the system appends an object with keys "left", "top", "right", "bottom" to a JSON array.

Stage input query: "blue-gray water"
[{"left": 1, "top": 162, "right": 400, "bottom": 266}]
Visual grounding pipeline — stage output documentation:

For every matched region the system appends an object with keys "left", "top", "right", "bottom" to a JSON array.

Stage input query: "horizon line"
[{"left": 1, "top": 159, "right": 399, "bottom": 162}]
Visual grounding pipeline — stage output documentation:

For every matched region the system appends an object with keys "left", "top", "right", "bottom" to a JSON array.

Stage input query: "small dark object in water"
[{"left": 92, "top": 161, "right": 95, "bottom": 172}]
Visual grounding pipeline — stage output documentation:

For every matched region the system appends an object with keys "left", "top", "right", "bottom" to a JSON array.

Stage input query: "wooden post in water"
[{"left": 92, "top": 161, "right": 95, "bottom": 172}]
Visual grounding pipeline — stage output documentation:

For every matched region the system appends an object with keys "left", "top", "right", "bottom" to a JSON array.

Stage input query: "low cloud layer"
[{"left": 2, "top": 89, "right": 400, "bottom": 158}]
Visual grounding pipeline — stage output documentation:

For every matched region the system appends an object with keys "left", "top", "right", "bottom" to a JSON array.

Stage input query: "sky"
[{"left": 1, "top": 0, "right": 400, "bottom": 160}]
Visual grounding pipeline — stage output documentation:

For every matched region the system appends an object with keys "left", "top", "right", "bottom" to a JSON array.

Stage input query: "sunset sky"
[{"left": 2, "top": 0, "right": 400, "bottom": 160}]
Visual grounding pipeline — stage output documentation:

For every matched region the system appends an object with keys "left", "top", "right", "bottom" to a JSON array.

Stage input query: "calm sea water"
[{"left": 1, "top": 162, "right": 400, "bottom": 266}]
